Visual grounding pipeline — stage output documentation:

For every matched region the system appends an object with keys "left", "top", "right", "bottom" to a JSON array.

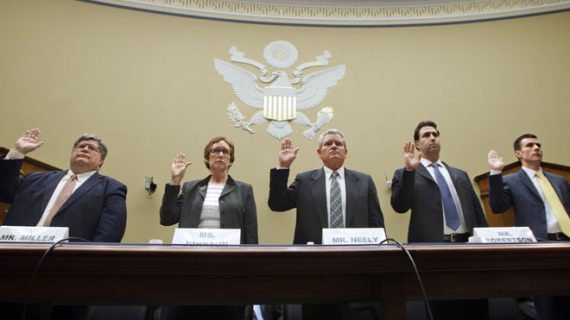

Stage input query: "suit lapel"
[
  {"left": 444, "top": 163, "right": 461, "bottom": 187},
  {"left": 544, "top": 172, "right": 565, "bottom": 201},
  {"left": 220, "top": 176, "right": 237, "bottom": 198},
  {"left": 39, "top": 171, "right": 67, "bottom": 213},
  {"left": 58, "top": 172, "right": 103, "bottom": 213},
  {"left": 310, "top": 169, "right": 328, "bottom": 228},
  {"left": 187, "top": 179, "right": 208, "bottom": 227},
  {"left": 199, "top": 185, "right": 207, "bottom": 198},
  {"left": 416, "top": 164, "right": 436, "bottom": 185},
  {"left": 517, "top": 170, "right": 542, "bottom": 200},
  {"left": 344, "top": 169, "right": 358, "bottom": 227}
]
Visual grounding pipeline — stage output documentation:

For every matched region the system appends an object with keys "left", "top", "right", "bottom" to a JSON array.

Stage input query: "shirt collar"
[
  {"left": 67, "top": 169, "right": 97, "bottom": 183},
  {"left": 324, "top": 166, "right": 345, "bottom": 180},
  {"left": 521, "top": 166, "right": 542, "bottom": 179},
  {"left": 420, "top": 157, "right": 443, "bottom": 168}
]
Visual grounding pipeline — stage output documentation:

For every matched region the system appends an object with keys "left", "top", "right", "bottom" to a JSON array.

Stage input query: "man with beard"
[{"left": 391, "top": 120, "right": 488, "bottom": 320}]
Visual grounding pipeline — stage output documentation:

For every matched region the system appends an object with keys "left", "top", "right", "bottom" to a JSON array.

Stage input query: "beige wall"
[{"left": 1, "top": 0, "right": 569, "bottom": 244}]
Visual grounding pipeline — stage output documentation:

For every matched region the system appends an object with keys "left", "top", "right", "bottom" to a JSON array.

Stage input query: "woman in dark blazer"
[
  {"left": 160, "top": 136, "right": 258, "bottom": 244},
  {"left": 159, "top": 136, "right": 258, "bottom": 319}
]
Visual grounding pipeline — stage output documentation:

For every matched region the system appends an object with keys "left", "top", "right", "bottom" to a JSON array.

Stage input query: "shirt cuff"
[
  {"left": 5, "top": 148, "right": 25, "bottom": 160},
  {"left": 490, "top": 169, "right": 502, "bottom": 175}
]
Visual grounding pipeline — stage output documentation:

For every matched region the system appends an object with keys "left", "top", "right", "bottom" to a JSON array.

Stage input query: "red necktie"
[{"left": 43, "top": 175, "right": 77, "bottom": 226}]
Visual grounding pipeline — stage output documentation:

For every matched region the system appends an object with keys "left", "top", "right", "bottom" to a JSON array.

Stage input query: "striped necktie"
[{"left": 329, "top": 171, "right": 344, "bottom": 228}]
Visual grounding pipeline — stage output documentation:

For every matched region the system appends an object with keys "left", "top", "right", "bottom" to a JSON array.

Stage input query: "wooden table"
[{"left": 1, "top": 242, "right": 569, "bottom": 319}]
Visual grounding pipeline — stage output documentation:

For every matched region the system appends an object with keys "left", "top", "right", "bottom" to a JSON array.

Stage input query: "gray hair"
[
  {"left": 318, "top": 129, "right": 347, "bottom": 149},
  {"left": 73, "top": 134, "right": 108, "bottom": 160}
]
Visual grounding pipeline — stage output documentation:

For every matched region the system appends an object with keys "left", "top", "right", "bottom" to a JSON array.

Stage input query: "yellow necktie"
[{"left": 536, "top": 171, "right": 570, "bottom": 236}]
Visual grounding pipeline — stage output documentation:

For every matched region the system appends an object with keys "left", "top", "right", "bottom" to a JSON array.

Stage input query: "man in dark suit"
[
  {"left": 268, "top": 129, "right": 384, "bottom": 245},
  {"left": 0, "top": 128, "right": 127, "bottom": 320},
  {"left": 391, "top": 120, "right": 488, "bottom": 320},
  {"left": 488, "top": 134, "right": 570, "bottom": 240},
  {"left": 1, "top": 128, "right": 127, "bottom": 242},
  {"left": 268, "top": 129, "right": 384, "bottom": 320},
  {"left": 391, "top": 120, "right": 488, "bottom": 243},
  {"left": 488, "top": 133, "right": 570, "bottom": 320}
]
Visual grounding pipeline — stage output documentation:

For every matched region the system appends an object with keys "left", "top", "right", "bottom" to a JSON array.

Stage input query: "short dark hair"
[
  {"left": 413, "top": 120, "right": 439, "bottom": 141},
  {"left": 203, "top": 136, "right": 235, "bottom": 169},
  {"left": 73, "top": 134, "right": 107, "bottom": 160},
  {"left": 513, "top": 133, "right": 538, "bottom": 151}
]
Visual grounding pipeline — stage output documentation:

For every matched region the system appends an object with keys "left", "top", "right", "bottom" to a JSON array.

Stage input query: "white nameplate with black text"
[
  {"left": 0, "top": 226, "right": 69, "bottom": 243},
  {"left": 172, "top": 228, "right": 241, "bottom": 245},
  {"left": 471, "top": 227, "right": 537, "bottom": 243},
  {"left": 322, "top": 228, "right": 386, "bottom": 245}
]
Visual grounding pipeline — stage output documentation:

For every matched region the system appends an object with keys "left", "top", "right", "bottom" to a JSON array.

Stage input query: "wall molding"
[{"left": 85, "top": 0, "right": 570, "bottom": 26}]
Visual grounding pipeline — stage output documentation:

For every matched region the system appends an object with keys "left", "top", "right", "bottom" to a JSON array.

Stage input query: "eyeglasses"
[
  {"left": 75, "top": 143, "right": 100, "bottom": 153},
  {"left": 210, "top": 148, "right": 230, "bottom": 156}
]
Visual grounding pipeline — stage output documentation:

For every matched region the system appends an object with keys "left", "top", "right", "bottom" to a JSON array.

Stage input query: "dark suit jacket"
[
  {"left": 160, "top": 175, "right": 258, "bottom": 244},
  {"left": 268, "top": 168, "right": 384, "bottom": 244},
  {"left": 0, "top": 159, "right": 127, "bottom": 242},
  {"left": 391, "top": 163, "right": 488, "bottom": 243},
  {"left": 489, "top": 170, "right": 570, "bottom": 240}
]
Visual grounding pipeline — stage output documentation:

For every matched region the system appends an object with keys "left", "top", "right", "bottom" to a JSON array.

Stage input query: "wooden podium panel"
[
  {"left": 474, "top": 161, "right": 570, "bottom": 227},
  {"left": 1, "top": 243, "right": 570, "bottom": 320},
  {"left": 0, "top": 147, "right": 61, "bottom": 224}
]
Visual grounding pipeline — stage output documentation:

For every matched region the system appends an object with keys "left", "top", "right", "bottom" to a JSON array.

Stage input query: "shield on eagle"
[{"left": 214, "top": 40, "right": 346, "bottom": 139}]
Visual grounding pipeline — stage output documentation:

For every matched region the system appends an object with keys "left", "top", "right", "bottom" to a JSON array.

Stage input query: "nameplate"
[
  {"left": 0, "top": 226, "right": 69, "bottom": 243},
  {"left": 172, "top": 228, "right": 241, "bottom": 245},
  {"left": 322, "top": 228, "right": 386, "bottom": 245},
  {"left": 471, "top": 227, "right": 537, "bottom": 243}
]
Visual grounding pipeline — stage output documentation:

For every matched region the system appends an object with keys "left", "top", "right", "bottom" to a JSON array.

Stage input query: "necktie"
[
  {"left": 431, "top": 164, "right": 461, "bottom": 230},
  {"left": 536, "top": 171, "right": 570, "bottom": 236},
  {"left": 329, "top": 171, "right": 344, "bottom": 228},
  {"left": 44, "top": 175, "right": 77, "bottom": 226}
]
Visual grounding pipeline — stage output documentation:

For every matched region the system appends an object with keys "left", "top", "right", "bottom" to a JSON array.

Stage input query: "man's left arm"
[
  {"left": 367, "top": 175, "right": 384, "bottom": 228},
  {"left": 91, "top": 180, "right": 127, "bottom": 242},
  {"left": 457, "top": 169, "right": 488, "bottom": 228},
  {"left": 469, "top": 183, "right": 489, "bottom": 227}
]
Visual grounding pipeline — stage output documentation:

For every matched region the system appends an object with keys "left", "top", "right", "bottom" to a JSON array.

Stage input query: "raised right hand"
[
  {"left": 170, "top": 153, "right": 191, "bottom": 185},
  {"left": 278, "top": 138, "right": 300, "bottom": 168},
  {"left": 403, "top": 142, "right": 421, "bottom": 171},
  {"left": 488, "top": 150, "right": 505, "bottom": 171},
  {"left": 14, "top": 128, "right": 44, "bottom": 154}
]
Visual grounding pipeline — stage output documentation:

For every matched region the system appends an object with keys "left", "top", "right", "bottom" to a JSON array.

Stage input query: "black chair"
[{"left": 85, "top": 305, "right": 154, "bottom": 320}]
